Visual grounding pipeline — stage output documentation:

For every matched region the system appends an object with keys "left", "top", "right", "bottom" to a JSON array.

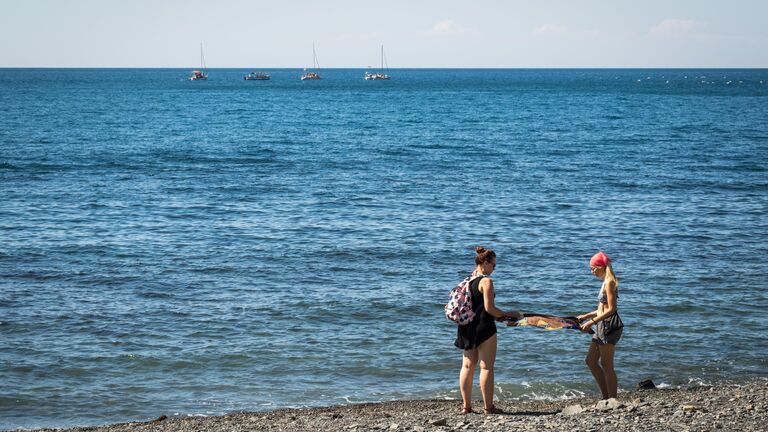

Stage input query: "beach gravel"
[{"left": 28, "top": 380, "right": 767, "bottom": 432}]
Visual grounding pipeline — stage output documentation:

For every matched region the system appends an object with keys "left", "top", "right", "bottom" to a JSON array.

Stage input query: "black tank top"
[{"left": 454, "top": 277, "right": 498, "bottom": 350}]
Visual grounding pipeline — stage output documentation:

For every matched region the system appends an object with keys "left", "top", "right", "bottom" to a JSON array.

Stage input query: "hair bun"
[{"left": 474, "top": 245, "right": 496, "bottom": 265}]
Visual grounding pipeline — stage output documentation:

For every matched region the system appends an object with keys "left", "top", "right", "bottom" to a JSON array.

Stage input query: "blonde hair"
[{"left": 604, "top": 264, "right": 619, "bottom": 289}]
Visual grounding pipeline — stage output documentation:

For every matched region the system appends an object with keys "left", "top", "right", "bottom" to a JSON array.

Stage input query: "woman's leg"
[
  {"left": 585, "top": 341, "right": 608, "bottom": 399},
  {"left": 460, "top": 348, "right": 478, "bottom": 409},
  {"left": 477, "top": 334, "right": 498, "bottom": 411},
  {"left": 598, "top": 343, "right": 618, "bottom": 398}
]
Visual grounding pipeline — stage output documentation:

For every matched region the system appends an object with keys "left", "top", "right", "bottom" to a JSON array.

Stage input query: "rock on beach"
[{"left": 31, "top": 380, "right": 767, "bottom": 432}]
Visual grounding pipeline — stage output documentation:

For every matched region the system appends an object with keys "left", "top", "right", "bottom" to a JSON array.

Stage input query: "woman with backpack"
[
  {"left": 454, "top": 246, "right": 521, "bottom": 414},
  {"left": 577, "top": 251, "right": 624, "bottom": 399}
]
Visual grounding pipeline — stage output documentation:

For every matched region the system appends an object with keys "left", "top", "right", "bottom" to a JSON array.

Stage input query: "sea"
[{"left": 1, "top": 68, "right": 767, "bottom": 430}]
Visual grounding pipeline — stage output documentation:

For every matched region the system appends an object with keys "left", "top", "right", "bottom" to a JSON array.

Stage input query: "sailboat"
[
  {"left": 244, "top": 71, "right": 270, "bottom": 80},
  {"left": 189, "top": 43, "right": 208, "bottom": 81},
  {"left": 364, "top": 45, "right": 390, "bottom": 80},
  {"left": 301, "top": 44, "right": 322, "bottom": 81}
]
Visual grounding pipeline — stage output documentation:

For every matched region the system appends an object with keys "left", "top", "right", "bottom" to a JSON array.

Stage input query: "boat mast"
[
  {"left": 382, "top": 45, "right": 389, "bottom": 75},
  {"left": 200, "top": 43, "right": 207, "bottom": 74},
  {"left": 312, "top": 43, "right": 321, "bottom": 72}
]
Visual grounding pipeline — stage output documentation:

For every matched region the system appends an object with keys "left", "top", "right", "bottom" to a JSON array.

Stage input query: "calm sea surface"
[{"left": 1, "top": 68, "right": 767, "bottom": 429}]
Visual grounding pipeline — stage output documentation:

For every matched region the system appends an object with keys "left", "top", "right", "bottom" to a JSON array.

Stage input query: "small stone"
[
  {"left": 596, "top": 398, "right": 623, "bottom": 411},
  {"left": 389, "top": 423, "right": 399, "bottom": 430},
  {"left": 413, "top": 427, "right": 425, "bottom": 432},
  {"left": 746, "top": 404, "right": 754, "bottom": 410},
  {"left": 681, "top": 404, "right": 700, "bottom": 412},
  {"left": 626, "top": 405, "right": 637, "bottom": 413},
  {"left": 429, "top": 418, "right": 448, "bottom": 426},
  {"left": 152, "top": 415, "right": 167, "bottom": 422},
  {"left": 636, "top": 379, "right": 656, "bottom": 390},
  {"left": 562, "top": 404, "right": 584, "bottom": 416}
]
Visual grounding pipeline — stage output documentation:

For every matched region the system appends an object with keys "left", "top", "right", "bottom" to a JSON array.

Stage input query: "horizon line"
[{"left": 2, "top": 66, "right": 767, "bottom": 70}]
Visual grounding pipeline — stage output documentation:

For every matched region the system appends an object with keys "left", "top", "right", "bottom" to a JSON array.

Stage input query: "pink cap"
[{"left": 590, "top": 251, "right": 611, "bottom": 268}]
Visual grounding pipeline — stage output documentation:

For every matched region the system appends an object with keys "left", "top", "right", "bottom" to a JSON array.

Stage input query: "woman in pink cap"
[{"left": 577, "top": 251, "right": 624, "bottom": 399}]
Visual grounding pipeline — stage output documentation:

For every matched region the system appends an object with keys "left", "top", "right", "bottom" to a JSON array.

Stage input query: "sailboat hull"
[
  {"left": 364, "top": 45, "right": 390, "bottom": 80},
  {"left": 189, "top": 44, "right": 208, "bottom": 80},
  {"left": 189, "top": 70, "right": 208, "bottom": 80},
  {"left": 302, "top": 44, "right": 322, "bottom": 80},
  {"left": 244, "top": 71, "right": 270, "bottom": 80}
]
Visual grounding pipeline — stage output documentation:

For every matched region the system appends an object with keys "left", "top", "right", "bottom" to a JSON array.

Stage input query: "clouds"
[
  {"left": 429, "top": 19, "right": 473, "bottom": 36},
  {"left": 649, "top": 18, "right": 704, "bottom": 37},
  {"left": 432, "top": 19, "right": 463, "bottom": 35}
]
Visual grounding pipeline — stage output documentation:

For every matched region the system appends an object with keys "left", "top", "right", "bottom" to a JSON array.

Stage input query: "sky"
[{"left": 1, "top": 0, "right": 767, "bottom": 68}]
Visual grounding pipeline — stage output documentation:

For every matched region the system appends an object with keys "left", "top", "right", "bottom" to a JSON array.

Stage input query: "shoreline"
[{"left": 28, "top": 379, "right": 767, "bottom": 432}]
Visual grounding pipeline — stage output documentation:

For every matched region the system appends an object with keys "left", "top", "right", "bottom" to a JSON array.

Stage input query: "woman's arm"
[
  {"left": 576, "top": 311, "right": 598, "bottom": 321},
  {"left": 479, "top": 278, "right": 520, "bottom": 319}
]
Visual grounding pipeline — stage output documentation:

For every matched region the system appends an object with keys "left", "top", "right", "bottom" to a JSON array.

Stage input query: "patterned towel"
[{"left": 499, "top": 314, "right": 593, "bottom": 333}]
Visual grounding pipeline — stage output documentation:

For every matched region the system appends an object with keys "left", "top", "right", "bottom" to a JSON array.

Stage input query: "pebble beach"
[{"left": 29, "top": 380, "right": 766, "bottom": 432}]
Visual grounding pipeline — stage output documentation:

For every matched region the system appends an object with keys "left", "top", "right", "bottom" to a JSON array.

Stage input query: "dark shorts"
[{"left": 592, "top": 323, "right": 623, "bottom": 345}]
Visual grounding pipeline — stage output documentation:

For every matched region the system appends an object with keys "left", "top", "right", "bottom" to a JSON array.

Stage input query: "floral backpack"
[{"left": 444, "top": 273, "right": 485, "bottom": 325}]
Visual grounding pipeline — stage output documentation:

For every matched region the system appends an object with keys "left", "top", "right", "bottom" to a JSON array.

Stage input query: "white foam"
[
  {"left": 515, "top": 389, "right": 586, "bottom": 402},
  {"left": 684, "top": 377, "right": 714, "bottom": 387}
]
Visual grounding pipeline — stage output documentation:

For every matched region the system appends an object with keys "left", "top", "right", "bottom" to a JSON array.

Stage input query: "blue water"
[{"left": 1, "top": 68, "right": 767, "bottom": 430}]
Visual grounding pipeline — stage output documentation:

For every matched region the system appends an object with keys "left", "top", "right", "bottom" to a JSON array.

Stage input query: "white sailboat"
[
  {"left": 189, "top": 43, "right": 208, "bottom": 81},
  {"left": 301, "top": 44, "right": 322, "bottom": 80},
  {"left": 364, "top": 45, "right": 390, "bottom": 80}
]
